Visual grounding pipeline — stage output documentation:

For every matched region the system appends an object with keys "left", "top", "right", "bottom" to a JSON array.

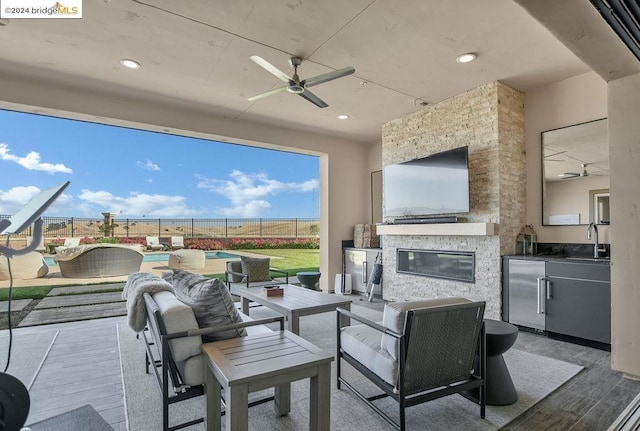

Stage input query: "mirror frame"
[{"left": 541, "top": 118, "right": 609, "bottom": 226}]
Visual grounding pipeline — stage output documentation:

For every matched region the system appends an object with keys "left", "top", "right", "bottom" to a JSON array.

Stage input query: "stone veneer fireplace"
[{"left": 379, "top": 81, "right": 526, "bottom": 319}]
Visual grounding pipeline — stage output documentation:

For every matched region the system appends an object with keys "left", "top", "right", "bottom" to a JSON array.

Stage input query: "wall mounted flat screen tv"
[{"left": 383, "top": 146, "right": 469, "bottom": 221}]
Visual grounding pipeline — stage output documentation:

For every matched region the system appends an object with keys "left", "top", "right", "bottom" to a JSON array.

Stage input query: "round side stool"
[
  {"left": 168, "top": 249, "right": 205, "bottom": 270},
  {"left": 296, "top": 271, "right": 321, "bottom": 290},
  {"left": 483, "top": 319, "right": 519, "bottom": 405}
]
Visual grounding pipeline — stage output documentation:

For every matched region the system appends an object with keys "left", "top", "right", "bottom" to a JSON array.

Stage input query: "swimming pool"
[{"left": 44, "top": 251, "right": 239, "bottom": 266}]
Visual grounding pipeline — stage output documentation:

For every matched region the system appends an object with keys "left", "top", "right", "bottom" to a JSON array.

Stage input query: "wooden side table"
[{"left": 202, "top": 330, "right": 333, "bottom": 431}]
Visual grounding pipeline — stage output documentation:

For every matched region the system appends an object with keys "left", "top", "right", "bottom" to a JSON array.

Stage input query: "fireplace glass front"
[{"left": 396, "top": 249, "right": 475, "bottom": 283}]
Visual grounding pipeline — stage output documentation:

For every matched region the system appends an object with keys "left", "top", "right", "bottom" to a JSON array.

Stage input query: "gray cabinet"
[
  {"left": 503, "top": 257, "right": 611, "bottom": 345},
  {"left": 343, "top": 247, "right": 382, "bottom": 294},
  {"left": 545, "top": 262, "right": 611, "bottom": 344}
]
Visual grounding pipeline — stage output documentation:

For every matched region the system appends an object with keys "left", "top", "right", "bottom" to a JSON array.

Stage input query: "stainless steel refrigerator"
[{"left": 507, "top": 259, "right": 546, "bottom": 330}]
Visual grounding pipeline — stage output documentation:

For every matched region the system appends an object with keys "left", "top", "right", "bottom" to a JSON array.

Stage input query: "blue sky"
[{"left": 0, "top": 109, "right": 319, "bottom": 219}]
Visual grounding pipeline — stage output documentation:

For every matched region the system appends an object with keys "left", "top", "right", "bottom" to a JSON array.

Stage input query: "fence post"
[
  {"left": 158, "top": 219, "right": 161, "bottom": 238},
  {"left": 260, "top": 218, "right": 263, "bottom": 237},
  {"left": 225, "top": 219, "right": 228, "bottom": 238},
  {"left": 295, "top": 218, "right": 298, "bottom": 238},
  {"left": 191, "top": 219, "right": 194, "bottom": 238}
]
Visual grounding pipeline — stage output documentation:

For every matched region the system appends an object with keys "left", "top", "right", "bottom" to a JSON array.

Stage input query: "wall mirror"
[{"left": 542, "top": 118, "right": 609, "bottom": 225}]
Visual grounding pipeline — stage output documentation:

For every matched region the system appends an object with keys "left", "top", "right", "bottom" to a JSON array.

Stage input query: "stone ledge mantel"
[{"left": 376, "top": 222, "right": 495, "bottom": 236}]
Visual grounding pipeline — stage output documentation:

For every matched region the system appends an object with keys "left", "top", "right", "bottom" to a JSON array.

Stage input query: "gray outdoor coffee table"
[
  {"left": 202, "top": 331, "right": 333, "bottom": 431},
  {"left": 240, "top": 284, "right": 352, "bottom": 335}
]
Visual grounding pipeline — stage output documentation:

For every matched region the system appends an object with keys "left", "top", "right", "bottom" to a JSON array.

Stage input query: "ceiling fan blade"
[
  {"left": 250, "top": 55, "right": 291, "bottom": 83},
  {"left": 247, "top": 86, "right": 288, "bottom": 101},
  {"left": 298, "top": 89, "right": 328, "bottom": 108},
  {"left": 303, "top": 66, "right": 355, "bottom": 88}
]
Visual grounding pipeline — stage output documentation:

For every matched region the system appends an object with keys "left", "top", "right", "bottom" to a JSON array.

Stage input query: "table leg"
[
  {"left": 274, "top": 383, "right": 291, "bottom": 416},
  {"left": 241, "top": 296, "right": 250, "bottom": 315},
  {"left": 225, "top": 384, "right": 249, "bottom": 431},
  {"left": 288, "top": 311, "right": 299, "bottom": 335},
  {"left": 204, "top": 364, "right": 221, "bottom": 431},
  {"left": 339, "top": 302, "right": 351, "bottom": 328},
  {"left": 309, "top": 363, "right": 331, "bottom": 431}
]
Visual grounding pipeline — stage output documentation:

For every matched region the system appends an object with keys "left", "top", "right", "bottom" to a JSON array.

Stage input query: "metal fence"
[{"left": 0, "top": 216, "right": 320, "bottom": 239}]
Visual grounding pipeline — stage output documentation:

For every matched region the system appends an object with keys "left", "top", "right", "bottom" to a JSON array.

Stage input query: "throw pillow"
[
  {"left": 240, "top": 256, "right": 271, "bottom": 283},
  {"left": 164, "top": 270, "right": 247, "bottom": 342}
]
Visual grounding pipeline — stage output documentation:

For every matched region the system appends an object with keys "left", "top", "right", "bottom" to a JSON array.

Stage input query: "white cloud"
[
  {"left": 196, "top": 170, "right": 319, "bottom": 217},
  {"left": 78, "top": 189, "right": 201, "bottom": 218},
  {"left": 0, "top": 185, "right": 73, "bottom": 216},
  {"left": 0, "top": 143, "right": 73, "bottom": 174},
  {"left": 136, "top": 159, "right": 160, "bottom": 171}
]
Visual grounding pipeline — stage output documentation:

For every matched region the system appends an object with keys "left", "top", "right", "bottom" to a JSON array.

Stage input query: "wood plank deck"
[{"left": 47, "top": 283, "right": 124, "bottom": 296}]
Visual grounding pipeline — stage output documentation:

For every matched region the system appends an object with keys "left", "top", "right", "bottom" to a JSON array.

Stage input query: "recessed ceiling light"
[
  {"left": 337, "top": 114, "right": 349, "bottom": 120},
  {"left": 456, "top": 53, "right": 477, "bottom": 63},
  {"left": 120, "top": 59, "right": 141, "bottom": 69}
]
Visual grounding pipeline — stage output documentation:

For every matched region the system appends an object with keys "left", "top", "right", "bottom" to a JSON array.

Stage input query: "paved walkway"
[{"left": 19, "top": 283, "right": 126, "bottom": 327}]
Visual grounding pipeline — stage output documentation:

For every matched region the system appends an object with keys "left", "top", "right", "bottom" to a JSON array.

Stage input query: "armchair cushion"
[
  {"left": 341, "top": 324, "right": 397, "bottom": 387},
  {"left": 240, "top": 256, "right": 271, "bottom": 282},
  {"left": 226, "top": 261, "right": 244, "bottom": 282},
  {"left": 151, "top": 290, "right": 202, "bottom": 362},
  {"left": 164, "top": 270, "right": 247, "bottom": 341},
  {"left": 381, "top": 297, "right": 470, "bottom": 360}
]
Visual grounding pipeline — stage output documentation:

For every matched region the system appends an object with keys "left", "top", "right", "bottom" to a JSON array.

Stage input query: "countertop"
[{"left": 503, "top": 255, "right": 611, "bottom": 265}]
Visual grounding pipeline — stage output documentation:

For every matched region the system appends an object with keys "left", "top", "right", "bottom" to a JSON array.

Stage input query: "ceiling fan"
[
  {"left": 560, "top": 163, "right": 603, "bottom": 179},
  {"left": 247, "top": 55, "right": 355, "bottom": 108}
]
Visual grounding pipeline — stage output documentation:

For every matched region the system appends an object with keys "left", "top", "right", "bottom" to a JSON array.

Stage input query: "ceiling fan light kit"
[{"left": 248, "top": 55, "right": 355, "bottom": 108}]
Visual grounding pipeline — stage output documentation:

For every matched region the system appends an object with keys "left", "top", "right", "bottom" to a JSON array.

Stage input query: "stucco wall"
[
  {"left": 609, "top": 72, "right": 640, "bottom": 379},
  {"left": 0, "top": 69, "right": 371, "bottom": 292}
]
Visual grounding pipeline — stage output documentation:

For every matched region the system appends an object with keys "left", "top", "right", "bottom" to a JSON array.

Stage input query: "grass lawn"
[{"left": 205, "top": 248, "right": 320, "bottom": 280}]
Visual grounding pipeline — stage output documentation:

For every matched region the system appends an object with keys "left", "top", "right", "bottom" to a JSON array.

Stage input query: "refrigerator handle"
[
  {"left": 536, "top": 277, "right": 544, "bottom": 314},
  {"left": 362, "top": 261, "right": 368, "bottom": 284},
  {"left": 546, "top": 280, "right": 552, "bottom": 299}
]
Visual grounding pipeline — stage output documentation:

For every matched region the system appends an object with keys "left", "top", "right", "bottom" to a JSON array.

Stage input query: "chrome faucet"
[{"left": 587, "top": 222, "right": 607, "bottom": 258}]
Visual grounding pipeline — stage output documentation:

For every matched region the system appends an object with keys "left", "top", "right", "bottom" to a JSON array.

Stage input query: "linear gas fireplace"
[{"left": 396, "top": 249, "right": 475, "bottom": 283}]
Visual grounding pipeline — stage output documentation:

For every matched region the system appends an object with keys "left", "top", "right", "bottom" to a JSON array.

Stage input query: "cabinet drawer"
[{"left": 546, "top": 262, "right": 610, "bottom": 281}]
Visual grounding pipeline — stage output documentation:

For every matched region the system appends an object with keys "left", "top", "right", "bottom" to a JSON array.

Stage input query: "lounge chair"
[
  {"left": 170, "top": 236, "right": 184, "bottom": 250},
  {"left": 146, "top": 236, "right": 165, "bottom": 251},
  {"left": 225, "top": 257, "right": 288, "bottom": 297},
  {"left": 54, "top": 244, "right": 144, "bottom": 277},
  {"left": 336, "top": 298, "right": 486, "bottom": 431}
]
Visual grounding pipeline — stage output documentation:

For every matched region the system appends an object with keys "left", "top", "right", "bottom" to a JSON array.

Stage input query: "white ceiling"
[{"left": 0, "top": 0, "right": 591, "bottom": 143}]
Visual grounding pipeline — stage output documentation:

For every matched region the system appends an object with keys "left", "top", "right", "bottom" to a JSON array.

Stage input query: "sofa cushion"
[
  {"left": 165, "top": 270, "right": 247, "bottom": 342},
  {"left": 240, "top": 256, "right": 271, "bottom": 283},
  {"left": 151, "top": 290, "right": 202, "bottom": 362},
  {"left": 341, "top": 324, "right": 397, "bottom": 387},
  {"left": 381, "top": 297, "right": 470, "bottom": 360}
]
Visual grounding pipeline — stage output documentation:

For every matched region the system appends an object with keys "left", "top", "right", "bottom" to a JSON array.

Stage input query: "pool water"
[{"left": 44, "top": 251, "right": 239, "bottom": 266}]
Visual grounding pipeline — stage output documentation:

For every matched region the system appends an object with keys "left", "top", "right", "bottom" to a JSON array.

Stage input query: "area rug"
[
  {"left": 118, "top": 304, "right": 583, "bottom": 431},
  {"left": 27, "top": 404, "right": 113, "bottom": 431},
  {"left": 0, "top": 329, "right": 58, "bottom": 389}
]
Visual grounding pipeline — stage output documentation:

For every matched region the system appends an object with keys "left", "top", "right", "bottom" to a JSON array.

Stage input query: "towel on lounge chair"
[{"left": 124, "top": 272, "right": 174, "bottom": 332}]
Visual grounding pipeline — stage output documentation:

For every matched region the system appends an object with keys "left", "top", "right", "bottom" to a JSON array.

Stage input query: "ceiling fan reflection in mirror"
[
  {"left": 247, "top": 55, "right": 355, "bottom": 108},
  {"left": 560, "top": 163, "right": 606, "bottom": 179}
]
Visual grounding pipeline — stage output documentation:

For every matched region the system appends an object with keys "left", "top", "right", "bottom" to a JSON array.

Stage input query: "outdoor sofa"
[{"left": 54, "top": 243, "right": 144, "bottom": 278}]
